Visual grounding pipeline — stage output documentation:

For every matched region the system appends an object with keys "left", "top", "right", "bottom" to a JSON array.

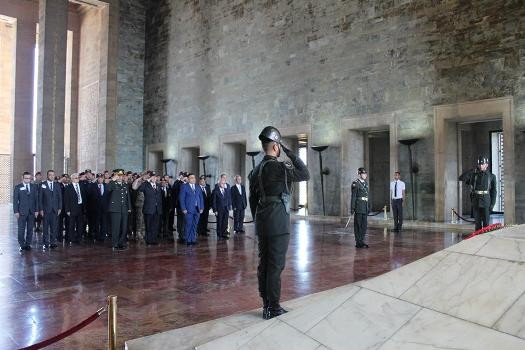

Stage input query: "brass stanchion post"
[
  {"left": 383, "top": 205, "right": 388, "bottom": 220},
  {"left": 107, "top": 295, "right": 117, "bottom": 350},
  {"left": 451, "top": 208, "right": 456, "bottom": 224}
]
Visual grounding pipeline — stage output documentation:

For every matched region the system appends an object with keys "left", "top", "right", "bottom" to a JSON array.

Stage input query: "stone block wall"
[{"left": 133, "top": 0, "right": 524, "bottom": 220}]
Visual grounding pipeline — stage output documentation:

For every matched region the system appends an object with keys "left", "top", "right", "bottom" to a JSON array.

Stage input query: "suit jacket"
[
  {"left": 231, "top": 184, "right": 247, "bottom": 210},
  {"left": 107, "top": 181, "right": 132, "bottom": 213},
  {"left": 64, "top": 183, "right": 86, "bottom": 216},
  {"left": 212, "top": 186, "right": 232, "bottom": 213},
  {"left": 13, "top": 183, "right": 38, "bottom": 215},
  {"left": 39, "top": 181, "right": 62, "bottom": 214},
  {"left": 199, "top": 184, "right": 212, "bottom": 209},
  {"left": 91, "top": 182, "right": 110, "bottom": 211},
  {"left": 160, "top": 185, "right": 172, "bottom": 212},
  {"left": 138, "top": 181, "right": 163, "bottom": 215},
  {"left": 179, "top": 183, "right": 204, "bottom": 214}
]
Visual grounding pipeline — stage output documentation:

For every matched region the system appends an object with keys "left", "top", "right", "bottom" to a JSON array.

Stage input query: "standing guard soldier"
[
  {"left": 248, "top": 126, "right": 310, "bottom": 320},
  {"left": 351, "top": 167, "right": 370, "bottom": 248},
  {"left": 108, "top": 169, "right": 132, "bottom": 250},
  {"left": 469, "top": 156, "right": 497, "bottom": 230}
]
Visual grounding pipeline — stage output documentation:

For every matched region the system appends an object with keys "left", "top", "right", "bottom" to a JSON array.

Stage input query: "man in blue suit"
[
  {"left": 13, "top": 172, "right": 39, "bottom": 251},
  {"left": 39, "top": 169, "right": 62, "bottom": 249},
  {"left": 212, "top": 176, "right": 232, "bottom": 239},
  {"left": 231, "top": 175, "right": 247, "bottom": 233},
  {"left": 179, "top": 173, "right": 204, "bottom": 245}
]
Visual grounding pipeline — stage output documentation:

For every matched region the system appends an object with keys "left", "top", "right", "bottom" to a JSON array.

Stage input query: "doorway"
[
  {"left": 181, "top": 147, "right": 200, "bottom": 176},
  {"left": 221, "top": 142, "right": 247, "bottom": 184},
  {"left": 367, "top": 130, "right": 390, "bottom": 212},
  {"left": 148, "top": 150, "right": 163, "bottom": 175}
]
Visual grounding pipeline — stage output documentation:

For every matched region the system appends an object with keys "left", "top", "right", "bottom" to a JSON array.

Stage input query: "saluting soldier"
[
  {"left": 248, "top": 126, "right": 310, "bottom": 320},
  {"left": 351, "top": 167, "right": 370, "bottom": 249},
  {"left": 107, "top": 169, "right": 132, "bottom": 250},
  {"left": 469, "top": 156, "right": 497, "bottom": 230}
]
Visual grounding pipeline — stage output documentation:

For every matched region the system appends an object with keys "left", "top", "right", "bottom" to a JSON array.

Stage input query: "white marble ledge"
[
  {"left": 445, "top": 233, "right": 493, "bottom": 255},
  {"left": 490, "top": 225, "right": 525, "bottom": 240},
  {"left": 379, "top": 308, "right": 525, "bottom": 350},
  {"left": 305, "top": 288, "right": 420, "bottom": 350},
  {"left": 401, "top": 251, "right": 525, "bottom": 327},
  {"left": 356, "top": 250, "right": 449, "bottom": 298},
  {"left": 494, "top": 291, "right": 525, "bottom": 339},
  {"left": 475, "top": 236, "right": 525, "bottom": 262}
]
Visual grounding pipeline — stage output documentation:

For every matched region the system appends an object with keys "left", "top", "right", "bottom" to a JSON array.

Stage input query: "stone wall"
[
  {"left": 143, "top": 0, "right": 525, "bottom": 220},
  {"left": 115, "top": 0, "right": 145, "bottom": 172}
]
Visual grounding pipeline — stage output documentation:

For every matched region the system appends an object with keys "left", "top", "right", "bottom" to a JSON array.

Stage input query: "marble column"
[
  {"left": 35, "top": 0, "right": 68, "bottom": 175},
  {"left": 12, "top": 19, "right": 36, "bottom": 186}
]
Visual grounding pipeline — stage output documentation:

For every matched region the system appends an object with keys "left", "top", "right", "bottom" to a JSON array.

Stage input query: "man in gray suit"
[{"left": 13, "top": 172, "right": 39, "bottom": 251}]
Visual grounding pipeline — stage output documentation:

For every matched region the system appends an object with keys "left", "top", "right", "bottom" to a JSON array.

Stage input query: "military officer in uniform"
[
  {"left": 468, "top": 156, "right": 497, "bottom": 230},
  {"left": 248, "top": 126, "right": 310, "bottom": 319},
  {"left": 108, "top": 169, "right": 132, "bottom": 250},
  {"left": 351, "top": 167, "right": 370, "bottom": 248}
]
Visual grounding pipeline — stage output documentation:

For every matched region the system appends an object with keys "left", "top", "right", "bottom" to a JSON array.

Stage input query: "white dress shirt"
[{"left": 390, "top": 180, "right": 405, "bottom": 200}]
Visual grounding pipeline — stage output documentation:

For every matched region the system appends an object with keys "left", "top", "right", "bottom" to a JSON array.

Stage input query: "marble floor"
[
  {"left": 0, "top": 204, "right": 464, "bottom": 349},
  {"left": 179, "top": 225, "right": 525, "bottom": 350}
]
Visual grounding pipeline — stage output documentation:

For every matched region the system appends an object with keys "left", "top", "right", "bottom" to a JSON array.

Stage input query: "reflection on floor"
[{"left": 0, "top": 204, "right": 463, "bottom": 349}]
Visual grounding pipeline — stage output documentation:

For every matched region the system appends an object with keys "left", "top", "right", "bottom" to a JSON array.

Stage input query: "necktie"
[
  {"left": 75, "top": 184, "right": 81, "bottom": 204},
  {"left": 49, "top": 181, "right": 53, "bottom": 191},
  {"left": 394, "top": 181, "right": 398, "bottom": 198},
  {"left": 191, "top": 184, "right": 195, "bottom": 191},
  {"left": 220, "top": 188, "right": 224, "bottom": 195},
  {"left": 99, "top": 184, "right": 103, "bottom": 195},
  {"left": 26, "top": 184, "right": 29, "bottom": 193}
]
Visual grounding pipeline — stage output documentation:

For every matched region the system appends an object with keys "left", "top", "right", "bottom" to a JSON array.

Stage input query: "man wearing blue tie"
[
  {"left": 13, "top": 172, "right": 39, "bottom": 251},
  {"left": 39, "top": 169, "right": 62, "bottom": 249},
  {"left": 178, "top": 173, "right": 204, "bottom": 245}
]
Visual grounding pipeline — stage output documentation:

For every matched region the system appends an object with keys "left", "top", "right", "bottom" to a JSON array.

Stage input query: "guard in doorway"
[
  {"left": 351, "top": 167, "right": 370, "bottom": 248},
  {"left": 469, "top": 156, "right": 497, "bottom": 230}
]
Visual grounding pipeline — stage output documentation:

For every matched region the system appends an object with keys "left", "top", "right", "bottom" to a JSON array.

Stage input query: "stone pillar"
[{"left": 36, "top": 0, "right": 68, "bottom": 175}]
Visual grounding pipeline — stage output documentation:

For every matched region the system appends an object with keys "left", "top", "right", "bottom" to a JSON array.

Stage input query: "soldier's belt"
[
  {"left": 359, "top": 197, "right": 368, "bottom": 201},
  {"left": 475, "top": 191, "right": 489, "bottom": 195},
  {"left": 259, "top": 196, "right": 282, "bottom": 204}
]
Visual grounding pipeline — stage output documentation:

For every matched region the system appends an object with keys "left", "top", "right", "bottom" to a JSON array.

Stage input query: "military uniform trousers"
[
  {"left": 256, "top": 201, "right": 291, "bottom": 306},
  {"left": 474, "top": 205, "right": 490, "bottom": 230},
  {"left": 111, "top": 210, "right": 128, "bottom": 247},
  {"left": 18, "top": 214, "right": 35, "bottom": 248},
  {"left": 354, "top": 213, "right": 368, "bottom": 246}
]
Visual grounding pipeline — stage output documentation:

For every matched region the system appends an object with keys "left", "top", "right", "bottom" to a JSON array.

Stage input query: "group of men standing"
[{"left": 13, "top": 167, "right": 250, "bottom": 251}]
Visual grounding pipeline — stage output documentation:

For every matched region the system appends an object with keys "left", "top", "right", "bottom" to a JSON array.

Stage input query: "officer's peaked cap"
[
  {"left": 358, "top": 167, "right": 367, "bottom": 174},
  {"left": 259, "top": 126, "right": 281, "bottom": 143}
]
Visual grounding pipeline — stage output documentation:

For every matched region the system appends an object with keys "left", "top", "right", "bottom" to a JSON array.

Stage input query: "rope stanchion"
[
  {"left": 464, "top": 223, "right": 503, "bottom": 240},
  {"left": 451, "top": 208, "right": 476, "bottom": 223},
  {"left": 19, "top": 306, "right": 106, "bottom": 350}
]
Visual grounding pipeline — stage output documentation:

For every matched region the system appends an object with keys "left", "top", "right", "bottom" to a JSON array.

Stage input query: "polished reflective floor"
[{"left": 0, "top": 204, "right": 463, "bottom": 349}]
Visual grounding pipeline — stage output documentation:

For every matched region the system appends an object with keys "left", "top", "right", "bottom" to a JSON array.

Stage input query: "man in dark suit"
[
  {"left": 159, "top": 178, "right": 172, "bottom": 240},
  {"left": 13, "top": 172, "right": 39, "bottom": 251},
  {"left": 33, "top": 171, "right": 43, "bottom": 233},
  {"left": 91, "top": 174, "right": 110, "bottom": 241},
  {"left": 58, "top": 174, "right": 70, "bottom": 241},
  {"left": 108, "top": 170, "right": 132, "bottom": 250},
  {"left": 39, "top": 169, "right": 62, "bottom": 249},
  {"left": 197, "top": 175, "right": 212, "bottom": 236},
  {"left": 178, "top": 173, "right": 204, "bottom": 245},
  {"left": 64, "top": 173, "right": 86, "bottom": 244},
  {"left": 133, "top": 171, "right": 163, "bottom": 245},
  {"left": 212, "top": 177, "right": 232, "bottom": 239},
  {"left": 231, "top": 175, "right": 247, "bottom": 233},
  {"left": 172, "top": 172, "right": 187, "bottom": 243}
]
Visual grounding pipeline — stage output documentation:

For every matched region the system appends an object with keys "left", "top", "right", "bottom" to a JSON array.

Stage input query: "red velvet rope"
[
  {"left": 19, "top": 307, "right": 105, "bottom": 350},
  {"left": 464, "top": 223, "right": 503, "bottom": 240}
]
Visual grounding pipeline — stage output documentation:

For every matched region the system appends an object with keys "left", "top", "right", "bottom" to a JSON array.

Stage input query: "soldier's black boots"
[{"left": 264, "top": 304, "right": 288, "bottom": 320}]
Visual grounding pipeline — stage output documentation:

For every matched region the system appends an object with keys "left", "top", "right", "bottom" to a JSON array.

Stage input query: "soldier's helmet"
[
  {"left": 477, "top": 156, "right": 489, "bottom": 165},
  {"left": 358, "top": 167, "right": 367, "bottom": 174},
  {"left": 259, "top": 126, "right": 281, "bottom": 143}
]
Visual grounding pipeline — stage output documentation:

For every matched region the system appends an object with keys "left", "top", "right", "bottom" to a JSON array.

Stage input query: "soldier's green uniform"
[
  {"left": 351, "top": 168, "right": 370, "bottom": 248},
  {"left": 108, "top": 170, "right": 132, "bottom": 249},
  {"left": 249, "top": 126, "right": 310, "bottom": 319},
  {"left": 468, "top": 156, "right": 497, "bottom": 230}
]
